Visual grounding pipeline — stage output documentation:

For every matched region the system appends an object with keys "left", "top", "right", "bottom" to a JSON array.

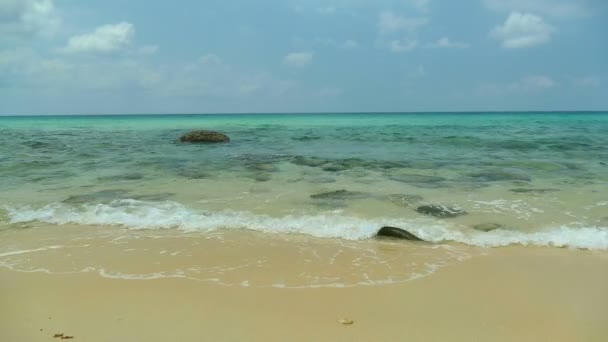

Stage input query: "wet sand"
[{"left": 1, "top": 238, "right": 607, "bottom": 342}]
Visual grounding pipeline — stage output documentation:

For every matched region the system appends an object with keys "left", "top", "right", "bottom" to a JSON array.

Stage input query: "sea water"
[
  {"left": 0, "top": 113, "right": 607, "bottom": 287},
  {"left": 1, "top": 112, "right": 607, "bottom": 248}
]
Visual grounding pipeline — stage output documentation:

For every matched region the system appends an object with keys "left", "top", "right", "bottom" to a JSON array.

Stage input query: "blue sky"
[{"left": 0, "top": 0, "right": 606, "bottom": 114}]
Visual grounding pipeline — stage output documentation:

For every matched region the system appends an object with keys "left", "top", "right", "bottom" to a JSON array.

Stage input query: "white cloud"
[
  {"left": 428, "top": 37, "right": 470, "bottom": 48},
  {"left": 63, "top": 22, "right": 134, "bottom": 53},
  {"left": 1, "top": 48, "right": 292, "bottom": 100},
  {"left": 574, "top": 76, "right": 600, "bottom": 87},
  {"left": 483, "top": 0, "right": 590, "bottom": 19},
  {"left": 377, "top": 10, "right": 426, "bottom": 52},
  {"left": 378, "top": 11, "right": 428, "bottom": 34},
  {"left": 283, "top": 52, "right": 314, "bottom": 67},
  {"left": 490, "top": 12, "right": 555, "bottom": 48},
  {"left": 0, "top": 0, "right": 61, "bottom": 37},
  {"left": 389, "top": 39, "right": 418, "bottom": 52},
  {"left": 340, "top": 40, "right": 358, "bottom": 49}
]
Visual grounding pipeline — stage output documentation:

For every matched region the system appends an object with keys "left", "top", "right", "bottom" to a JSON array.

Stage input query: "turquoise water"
[{"left": 1, "top": 113, "right": 608, "bottom": 249}]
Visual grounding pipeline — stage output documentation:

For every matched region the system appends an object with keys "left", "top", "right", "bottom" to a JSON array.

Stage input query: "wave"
[{"left": 4, "top": 199, "right": 608, "bottom": 250}]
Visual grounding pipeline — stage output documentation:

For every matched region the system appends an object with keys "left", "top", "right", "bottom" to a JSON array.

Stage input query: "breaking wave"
[{"left": 4, "top": 199, "right": 608, "bottom": 250}]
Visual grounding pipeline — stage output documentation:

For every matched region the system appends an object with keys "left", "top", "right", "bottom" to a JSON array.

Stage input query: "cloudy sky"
[{"left": 1, "top": 0, "right": 606, "bottom": 115}]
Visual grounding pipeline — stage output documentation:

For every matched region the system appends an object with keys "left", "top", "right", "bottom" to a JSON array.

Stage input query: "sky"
[{"left": 0, "top": 0, "right": 607, "bottom": 115}]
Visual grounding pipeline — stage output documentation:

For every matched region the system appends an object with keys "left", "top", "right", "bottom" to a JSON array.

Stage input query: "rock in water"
[
  {"left": 510, "top": 188, "right": 559, "bottom": 194},
  {"left": 310, "top": 190, "right": 368, "bottom": 200},
  {"left": 180, "top": 130, "right": 230, "bottom": 143},
  {"left": 416, "top": 204, "right": 466, "bottom": 218},
  {"left": 472, "top": 223, "right": 505, "bottom": 232},
  {"left": 376, "top": 226, "right": 423, "bottom": 241},
  {"left": 254, "top": 172, "right": 271, "bottom": 182},
  {"left": 470, "top": 169, "right": 531, "bottom": 182}
]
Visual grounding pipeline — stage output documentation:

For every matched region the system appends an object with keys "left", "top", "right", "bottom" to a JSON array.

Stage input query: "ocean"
[{"left": 1, "top": 112, "right": 607, "bottom": 287}]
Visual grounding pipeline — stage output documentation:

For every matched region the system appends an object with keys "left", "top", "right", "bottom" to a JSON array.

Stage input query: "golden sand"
[{"left": 1, "top": 227, "right": 607, "bottom": 342}]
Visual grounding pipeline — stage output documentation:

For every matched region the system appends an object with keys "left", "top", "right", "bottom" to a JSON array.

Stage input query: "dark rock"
[
  {"left": 472, "top": 223, "right": 505, "bottom": 232},
  {"left": 376, "top": 226, "right": 423, "bottom": 241},
  {"left": 131, "top": 193, "right": 175, "bottom": 201},
  {"left": 293, "top": 135, "right": 321, "bottom": 141},
  {"left": 600, "top": 161, "right": 607, "bottom": 166},
  {"left": 249, "top": 163, "right": 279, "bottom": 172},
  {"left": 253, "top": 172, "right": 271, "bottom": 182},
  {"left": 310, "top": 190, "right": 368, "bottom": 200},
  {"left": 98, "top": 173, "right": 144, "bottom": 181},
  {"left": 23, "top": 140, "right": 51, "bottom": 149},
  {"left": 416, "top": 204, "right": 466, "bottom": 218},
  {"left": 321, "top": 163, "right": 349, "bottom": 172},
  {"left": 470, "top": 169, "right": 531, "bottom": 182},
  {"left": 178, "top": 169, "right": 210, "bottom": 179},
  {"left": 336, "top": 158, "right": 368, "bottom": 169},
  {"left": 408, "top": 182, "right": 449, "bottom": 189},
  {"left": 307, "top": 176, "right": 336, "bottom": 184},
  {"left": 388, "top": 173, "right": 446, "bottom": 184},
  {"left": 63, "top": 189, "right": 130, "bottom": 204},
  {"left": 180, "top": 130, "right": 230, "bottom": 143},
  {"left": 510, "top": 188, "right": 559, "bottom": 194},
  {"left": 386, "top": 194, "right": 423, "bottom": 207}
]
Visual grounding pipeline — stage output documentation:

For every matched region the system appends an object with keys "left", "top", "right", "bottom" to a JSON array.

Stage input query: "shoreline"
[{"left": 1, "top": 238, "right": 607, "bottom": 341}]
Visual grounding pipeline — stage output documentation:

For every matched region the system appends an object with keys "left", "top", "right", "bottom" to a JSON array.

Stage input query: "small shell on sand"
[{"left": 338, "top": 318, "right": 354, "bottom": 325}]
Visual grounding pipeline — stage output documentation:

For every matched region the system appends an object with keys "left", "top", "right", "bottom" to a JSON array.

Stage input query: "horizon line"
[{"left": 1, "top": 110, "right": 607, "bottom": 117}]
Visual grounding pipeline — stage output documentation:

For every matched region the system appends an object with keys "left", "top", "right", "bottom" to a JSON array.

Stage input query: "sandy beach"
[{"left": 1, "top": 230, "right": 607, "bottom": 342}]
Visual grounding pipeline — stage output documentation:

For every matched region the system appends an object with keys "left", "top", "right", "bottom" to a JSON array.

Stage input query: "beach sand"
[{"left": 1, "top": 230, "right": 607, "bottom": 342}]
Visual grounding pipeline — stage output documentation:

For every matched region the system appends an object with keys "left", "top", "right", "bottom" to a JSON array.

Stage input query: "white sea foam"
[
  {"left": 4, "top": 200, "right": 608, "bottom": 250},
  {"left": 0, "top": 246, "right": 63, "bottom": 258}
]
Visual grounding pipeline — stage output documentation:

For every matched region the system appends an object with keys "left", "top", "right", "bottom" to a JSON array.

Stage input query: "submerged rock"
[
  {"left": 472, "top": 223, "right": 505, "bottom": 232},
  {"left": 388, "top": 173, "right": 446, "bottom": 184},
  {"left": 376, "top": 226, "right": 423, "bottom": 241},
  {"left": 292, "top": 134, "right": 321, "bottom": 141},
  {"left": 63, "top": 189, "right": 130, "bottom": 204},
  {"left": 178, "top": 169, "right": 211, "bottom": 179},
  {"left": 510, "top": 188, "right": 559, "bottom": 194},
  {"left": 307, "top": 176, "right": 336, "bottom": 184},
  {"left": 254, "top": 172, "right": 272, "bottom": 182},
  {"left": 321, "top": 163, "right": 349, "bottom": 172},
  {"left": 131, "top": 192, "right": 176, "bottom": 201},
  {"left": 180, "top": 130, "right": 230, "bottom": 143},
  {"left": 388, "top": 173, "right": 447, "bottom": 187},
  {"left": 248, "top": 163, "right": 279, "bottom": 172},
  {"left": 470, "top": 169, "right": 531, "bottom": 182},
  {"left": 310, "top": 190, "right": 368, "bottom": 200},
  {"left": 416, "top": 204, "right": 466, "bottom": 218},
  {"left": 335, "top": 158, "right": 368, "bottom": 169}
]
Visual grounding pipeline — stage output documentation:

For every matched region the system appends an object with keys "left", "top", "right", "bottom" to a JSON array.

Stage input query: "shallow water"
[{"left": 1, "top": 113, "right": 607, "bottom": 251}]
